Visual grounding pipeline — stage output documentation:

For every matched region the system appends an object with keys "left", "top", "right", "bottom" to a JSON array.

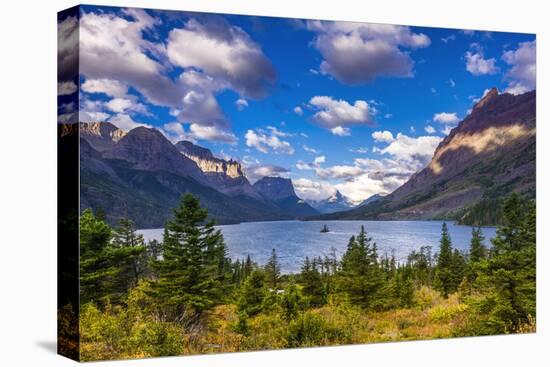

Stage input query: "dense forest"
[{"left": 69, "top": 193, "right": 535, "bottom": 361}]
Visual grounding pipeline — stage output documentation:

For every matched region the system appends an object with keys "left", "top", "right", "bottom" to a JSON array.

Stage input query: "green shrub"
[
  {"left": 286, "top": 312, "right": 350, "bottom": 347},
  {"left": 428, "top": 303, "right": 468, "bottom": 323}
]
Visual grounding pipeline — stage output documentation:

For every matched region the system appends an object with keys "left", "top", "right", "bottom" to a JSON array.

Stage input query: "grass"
[
  {"left": 79, "top": 287, "right": 508, "bottom": 361},
  {"left": 184, "top": 287, "right": 472, "bottom": 354}
]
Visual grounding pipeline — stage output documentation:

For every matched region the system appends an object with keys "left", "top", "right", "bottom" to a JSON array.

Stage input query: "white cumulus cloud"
[
  {"left": 244, "top": 164, "right": 290, "bottom": 183},
  {"left": 330, "top": 126, "right": 351, "bottom": 136},
  {"left": 378, "top": 133, "right": 442, "bottom": 166},
  {"left": 57, "top": 81, "right": 78, "bottom": 96},
  {"left": 189, "top": 124, "right": 237, "bottom": 144},
  {"left": 424, "top": 125, "right": 436, "bottom": 134},
  {"left": 465, "top": 44, "right": 499, "bottom": 75},
  {"left": 235, "top": 98, "right": 249, "bottom": 111},
  {"left": 245, "top": 129, "right": 294, "bottom": 154},
  {"left": 433, "top": 112, "right": 460, "bottom": 124},
  {"left": 167, "top": 17, "right": 276, "bottom": 99},
  {"left": 293, "top": 178, "right": 336, "bottom": 201},
  {"left": 309, "top": 96, "right": 375, "bottom": 129},
  {"left": 372, "top": 130, "right": 395, "bottom": 143},
  {"left": 109, "top": 113, "right": 151, "bottom": 131},
  {"left": 307, "top": 21, "right": 430, "bottom": 84},
  {"left": 81, "top": 78, "right": 128, "bottom": 98},
  {"left": 502, "top": 40, "right": 536, "bottom": 95}
]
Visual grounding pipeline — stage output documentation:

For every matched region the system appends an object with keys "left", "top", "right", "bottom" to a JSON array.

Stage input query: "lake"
[{"left": 139, "top": 220, "right": 497, "bottom": 274}]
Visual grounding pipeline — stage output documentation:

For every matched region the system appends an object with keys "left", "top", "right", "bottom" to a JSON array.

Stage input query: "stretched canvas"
[{"left": 58, "top": 4, "right": 536, "bottom": 362}]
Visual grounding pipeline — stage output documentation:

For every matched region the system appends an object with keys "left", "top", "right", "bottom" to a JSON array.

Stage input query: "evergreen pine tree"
[
  {"left": 148, "top": 239, "right": 162, "bottom": 261},
  {"left": 95, "top": 207, "right": 106, "bottom": 222},
  {"left": 80, "top": 209, "right": 134, "bottom": 304},
  {"left": 434, "top": 222, "right": 455, "bottom": 298},
  {"left": 300, "top": 256, "right": 326, "bottom": 307},
  {"left": 450, "top": 249, "right": 466, "bottom": 292},
  {"left": 469, "top": 227, "right": 486, "bottom": 263},
  {"left": 111, "top": 218, "right": 148, "bottom": 292},
  {"left": 244, "top": 254, "right": 254, "bottom": 279},
  {"left": 280, "top": 282, "right": 302, "bottom": 321},
  {"left": 338, "top": 226, "right": 382, "bottom": 308},
  {"left": 464, "top": 227, "right": 486, "bottom": 287},
  {"left": 477, "top": 194, "right": 536, "bottom": 332},
  {"left": 151, "top": 194, "right": 229, "bottom": 319},
  {"left": 237, "top": 269, "right": 267, "bottom": 317},
  {"left": 394, "top": 269, "right": 415, "bottom": 308},
  {"left": 265, "top": 248, "right": 281, "bottom": 290}
]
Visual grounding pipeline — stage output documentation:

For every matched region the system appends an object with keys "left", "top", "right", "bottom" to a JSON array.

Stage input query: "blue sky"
[{"left": 58, "top": 5, "right": 536, "bottom": 203}]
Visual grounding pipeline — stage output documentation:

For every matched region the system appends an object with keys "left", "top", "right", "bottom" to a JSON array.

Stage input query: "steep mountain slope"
[
  {"left": 80, "top": 122, "right": 126, "bottom": 152},
  {"left": 253, "top": 177, "right": 319, "bottom": 217},
  {"left": 307, "top": 190, "right": 356, "bottom": 214},
  {"left": 80, "top": 125, "right": 292, "bottom": 227},
  {"left": 316, "top": 89, "right": 536, "bottom": 223},
  {"left": 175, "top": 140, "right": 264, "bottom": 200},
  {"left": 102, "top": 127, "right": 209, "bottom": 186},
  {"left": 357, "top": 194, "right": 383, "bottom": 207}
]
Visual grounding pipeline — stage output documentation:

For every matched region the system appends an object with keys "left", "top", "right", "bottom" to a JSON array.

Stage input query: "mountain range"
[
  {"left": 314, "top": 88, "right": 536, "bottom": 224},
  {"left": 78, "top": 88, "right": 535, "bottom": 227},
  {"left": 306, "top": 190, "right": 356, "bottom": 214},
  {"left": 79, "top": 122, "right": 318, "bottom": 227}
]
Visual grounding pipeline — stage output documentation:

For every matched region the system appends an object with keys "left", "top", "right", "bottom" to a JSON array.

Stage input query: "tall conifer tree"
[{"left": 151, "top": 194, "right": 229, "bottom": 318}]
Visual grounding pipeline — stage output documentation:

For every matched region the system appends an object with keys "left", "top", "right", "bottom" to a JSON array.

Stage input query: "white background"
[{"left": 0, "top": 0, "right": 547, "bottom": 365}]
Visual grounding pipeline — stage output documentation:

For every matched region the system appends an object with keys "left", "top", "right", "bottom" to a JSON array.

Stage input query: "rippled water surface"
[{"left": 139, "top": 220, "right": 496, "bottom": 273}]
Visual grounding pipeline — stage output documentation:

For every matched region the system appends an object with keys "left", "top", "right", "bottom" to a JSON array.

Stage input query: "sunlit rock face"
[
  {"left": 80, "top": 122, "right": 126, "bottom": 152},
  {"left": 175, "top": 140, "right": 264, "bottom": 200},
  {"left": 175, "top": 140, "right": 244, "bottom": 178},
  {"left": 427, "top": 88, "right": 536, "bottom": 176},
  {"left": 103, "top": 127, "right": 208, "bottom": 184},
  {"left": 386, "top": 88, "right": 536, "bottom": 218},
  {"left": 319, "top": 89, "right": 536, "bottom": 222}
]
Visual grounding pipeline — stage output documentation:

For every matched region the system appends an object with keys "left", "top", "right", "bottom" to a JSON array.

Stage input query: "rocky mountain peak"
[
  {"left": 307, "top": 189, "right": 356, "bottom": 214},
  {"left": 253, "top": 176, "right": 296, "bottom": 200},
  {"left": 175, "top": 140, "right": 244, "bottom": 179},
  {"left": 80, "top": 121, "right": 126, "bottom": 152},
  {"left": 315, "top": 89, "right": 535, "bottom": 222},
  {"left": 176, "top": 140, "right": 214, "bottom": 160},
  {"left": 473, "top": 87, "right": 499, "bottom": 111},
  {"left": 81, "top": 121, "right": 126, "bottom": 140},
  {"left": 103, "top": 126, "right": 207, "bottom": 184},
  {"left": 328, "top": 190, "right": 344, "bottom": 202}
]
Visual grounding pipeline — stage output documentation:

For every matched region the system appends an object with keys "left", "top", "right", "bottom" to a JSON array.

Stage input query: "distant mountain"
[
  {"left": 103, "top": 127, "right": 208, "bottom": 185},
  {"left": 357, "top": 194, "right": 383, "bottom": 207},
  {"left": 80, "top": 122, "right": 126, "bottom": 152},
  {"left": 253, "top": 177, "right": 319, "bottom": 218},
  {"left": 307, "top": 190, "right": 356, "bottom": 214},
  {"left": 175, "top": 140, "right": 264, "bottom": 201},
  {"left": 79, "top": 123, "right": 322, "bottom": 227},
  {"left": 314, "top": 89, "right": 536, "bottom": 224}
]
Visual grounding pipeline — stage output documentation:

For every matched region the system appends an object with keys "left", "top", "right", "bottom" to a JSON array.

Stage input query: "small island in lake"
[{"left": 320, "top": 224, "right": 330, "bottom": 233}]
